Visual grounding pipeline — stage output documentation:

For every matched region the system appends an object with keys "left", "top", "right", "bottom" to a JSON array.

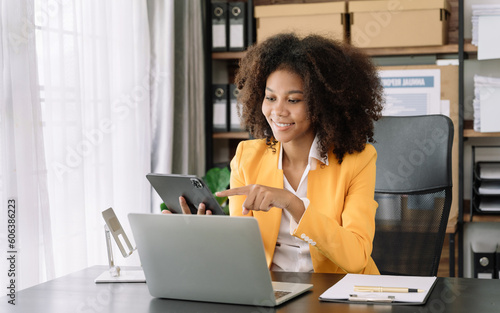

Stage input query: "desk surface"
[{"left": 1, "top": 266, "right": 499, "bottom": 312}]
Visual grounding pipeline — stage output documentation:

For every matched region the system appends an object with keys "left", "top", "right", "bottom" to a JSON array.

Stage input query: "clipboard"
[{"left": 319, "top": 274, "right": 437, "bottom": 305}]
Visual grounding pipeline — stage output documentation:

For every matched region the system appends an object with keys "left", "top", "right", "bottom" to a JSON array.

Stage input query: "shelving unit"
[
  {"left": 212, "top": 132, "right": 249, "bottom": 139},
  {"left": 205, "top": 0, "right": 255, "bottom": 168},
  {"left": 209, "top": 41, "right": 465, "bottom": 143},
  {"left": 464, "top": 120, "right": 500, "bottom": 137},
  {"left": 457, "top": 0, "right": 500, "bottom": 278},
  {"left": 212, "top": 51, "right": 246, "bottom": 59}
]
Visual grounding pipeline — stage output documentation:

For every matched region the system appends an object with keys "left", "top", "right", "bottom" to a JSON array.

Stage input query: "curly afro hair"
[{"left": 234, "top": 33, "right": 384, "bottom": 164}]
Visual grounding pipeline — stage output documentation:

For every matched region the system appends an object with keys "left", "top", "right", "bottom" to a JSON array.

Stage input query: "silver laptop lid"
[{"left": 128, "top": 214, "right": 278, "bottom": 306}]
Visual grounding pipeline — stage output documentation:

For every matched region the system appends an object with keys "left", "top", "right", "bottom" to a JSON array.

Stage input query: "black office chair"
[{"left": 371, "top": 115, "right": 453, "bottom": 276}]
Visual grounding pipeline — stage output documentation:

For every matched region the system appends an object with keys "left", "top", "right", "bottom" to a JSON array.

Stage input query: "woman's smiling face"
[{"left": 262, "top": 69, "right": 314, "bottom": 146}]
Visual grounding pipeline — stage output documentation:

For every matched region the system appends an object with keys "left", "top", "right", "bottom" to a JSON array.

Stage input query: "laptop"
[
  {"left": 146, "top": 173, "right": 226, "bottom": 215},
  {"left": 128, "top": 213, "right": 313, "bottom": 307}
]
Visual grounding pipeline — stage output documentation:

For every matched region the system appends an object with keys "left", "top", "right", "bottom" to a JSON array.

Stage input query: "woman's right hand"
[{"left": 161, "top": 196, "right": 212, "bottom": 215}]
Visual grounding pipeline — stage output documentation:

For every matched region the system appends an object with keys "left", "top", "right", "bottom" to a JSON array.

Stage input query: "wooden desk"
[{"left": 1, "top": 266, "right": 499, "bottom": 312}]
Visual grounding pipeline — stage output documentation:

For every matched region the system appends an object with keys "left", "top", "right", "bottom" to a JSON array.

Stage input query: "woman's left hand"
[
  {"left": 161, "top": 196, "right": 212, "bottom": 215},
  {"left": 216, "top": 185, "right": 304, "bottom": 222}
]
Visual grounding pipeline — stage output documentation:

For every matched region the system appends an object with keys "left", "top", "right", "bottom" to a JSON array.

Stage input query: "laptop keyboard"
[{"left": 274, "top": 290, "right": 292, "bottom": 300}]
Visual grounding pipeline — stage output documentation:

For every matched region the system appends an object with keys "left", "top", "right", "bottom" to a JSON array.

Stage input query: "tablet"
[{"left": 146, "top": 173, "right": 226, "bottom": 215}]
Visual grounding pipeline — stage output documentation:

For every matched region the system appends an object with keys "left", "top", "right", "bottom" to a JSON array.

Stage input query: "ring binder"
[
  {"left": 212, "top": 84, "right": 229, "bottom": 132},
  {"left": 212, "top": 2, "right": 228, "bottom": 51},
  {"left": 229, "top": 84, "right": 243, "bottom": 131},
  {"left": 229, "top": 2, "right": 247, "bottom": 51}
]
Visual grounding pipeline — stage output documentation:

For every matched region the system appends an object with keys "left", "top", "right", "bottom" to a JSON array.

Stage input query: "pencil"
[{"left": 354, "top": 286, "right": 425, "bottom": 293}]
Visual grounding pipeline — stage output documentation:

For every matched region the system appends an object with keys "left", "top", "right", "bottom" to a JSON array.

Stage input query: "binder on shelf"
[
  {"left": 228, "top": 2, "right": 247, "bottom": 51},
  {"left": 229, "top": 84, "right": 243, "bottom": 131},
  {"left": 246, "top": 0, "right": 255, "bottom": 47},
  {"left": 212, "top": 84, "right": 228, "bottom": 132},
  {"left": 472, "top": 242, "right": 497, "bottom": 279},
  {"left": 211, "top": 2, "right": 228, "bottom": 52}
]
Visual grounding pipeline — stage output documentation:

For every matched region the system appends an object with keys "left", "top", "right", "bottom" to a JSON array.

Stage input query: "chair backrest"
[{"left": 371, "top": 115, "right": 454, "bottom": 276}]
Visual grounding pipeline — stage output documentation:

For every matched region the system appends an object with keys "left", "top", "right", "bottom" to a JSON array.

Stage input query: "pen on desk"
[{"left": 354, "top": 286, "right": 425, "bottom": 293}]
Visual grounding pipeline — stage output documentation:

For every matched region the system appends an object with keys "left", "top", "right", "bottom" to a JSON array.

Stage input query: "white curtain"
[
  {"left": 148, "top": 0, "right": 175, "bottom": 212},
  {"left": 1, "top": 0, "right": 204, "bottom": 291},
  {"left": 0, "top": 0, "right": 52, "bottom": 290},
  {"left": 36, "top": 0, "right": 152, "bottom": 283},
  {"left": 1, "top": 0, "right": 160, "bottom": 290}
]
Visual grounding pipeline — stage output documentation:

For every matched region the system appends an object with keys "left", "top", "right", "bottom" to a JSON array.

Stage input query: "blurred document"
[
  {"left": 379, "top": 69, "right": 441, "bottom": 116},
  {"left": 478, "top": 15, "right": 500, "bottom": 60},
  {"left": 479, "top": 87, "right": 500, "bottom": 132},
  {"left": 473, "top": 75, "right": 500, "bottom": 132},
  {"left": 472, "top": 4, "right": 500, "bottom": 60}
]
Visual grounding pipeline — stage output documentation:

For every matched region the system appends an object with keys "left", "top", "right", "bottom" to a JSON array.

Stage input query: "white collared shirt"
[{"left": 270, "top": 136, "right": 328, "bottom": 272}]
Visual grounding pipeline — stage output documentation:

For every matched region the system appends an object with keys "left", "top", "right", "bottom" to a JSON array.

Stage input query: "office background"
[{"left": 1, "top": 0, "right": 500, "bottom": 294}]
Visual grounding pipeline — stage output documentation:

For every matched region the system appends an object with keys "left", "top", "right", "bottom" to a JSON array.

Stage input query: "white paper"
[
  {"left": 230, "top": 100, "right": 241, "bottom": 130},
  {"left": 473, "top": 75, "right": 500, "bottom": 132},
  {"left": 379, "top": 69, "right": 441, "bottom": 116},
  {"left": 471, "top": 4, "right": 500, "bottom": 46},
  {"left": 229, "top": 25, "right": 244, "bottom": 49},
  {"left": 440, "top": 100, "right": 450, "bottom": 117},
  {"left": 479, "top": 163, "right": 500, "bottom": 179},
  {"left": 478, "top": 181, "right": 500, "bottom": 195},
  {"left": 212, "top": 24, "right": 227, "bottom": 48},
  {"left": 478, "top": 15, "right": 500, "bottom": 60},
  {"left": 479, "top": 198, "right": 500, "bottom": 212},
  {"left": 319, "top": 274, "right": 436, "bottom": 304},
  {"left": 479, "top": 87, "right": 500, "bottom": 132},
  {"left": 213, "top": 102, "right": 227, "bottom": 129}
]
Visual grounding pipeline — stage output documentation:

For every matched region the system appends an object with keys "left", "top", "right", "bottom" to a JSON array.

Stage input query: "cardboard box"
[
  {"left": 254, "top": 2, "right": 347, "bottom": 42},
  {"left": 349, "top": 0, "right": 451, "bottom": 48}
]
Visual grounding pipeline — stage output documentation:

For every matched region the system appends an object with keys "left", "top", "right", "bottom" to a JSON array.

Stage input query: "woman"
[
  {"left": 215, "top": 33, "right": 384, "bottom": 274},
  {"left": 171, "top": 32, "right": 384, "bottom": 274}
]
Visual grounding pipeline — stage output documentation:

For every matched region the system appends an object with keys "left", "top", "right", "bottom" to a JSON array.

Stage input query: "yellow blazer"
[{"left": 229, "top": 139, "right": 379, "bottom": 274}]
